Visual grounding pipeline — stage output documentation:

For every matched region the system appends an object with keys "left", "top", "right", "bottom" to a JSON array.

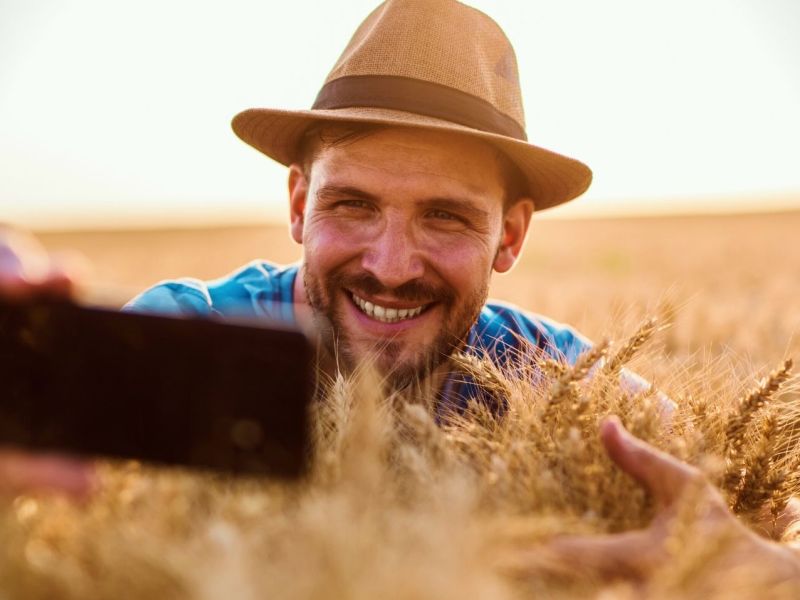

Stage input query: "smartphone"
[{"left": 0, "top": 297, "right": 312, "bottom": 478}]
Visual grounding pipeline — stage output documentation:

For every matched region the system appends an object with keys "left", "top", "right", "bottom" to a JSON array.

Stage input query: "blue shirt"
[{"left": 124, "top": 260, "right": 594, "bottom": 413}]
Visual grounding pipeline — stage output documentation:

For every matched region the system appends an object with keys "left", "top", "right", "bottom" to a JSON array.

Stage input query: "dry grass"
[{"left": 3, "top": 210, "right": 797, "bottom": 598}]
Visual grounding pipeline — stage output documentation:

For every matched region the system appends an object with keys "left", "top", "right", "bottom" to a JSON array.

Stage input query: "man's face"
[{"left": 290, "top": 127, "right": 528, "bottom": 388}]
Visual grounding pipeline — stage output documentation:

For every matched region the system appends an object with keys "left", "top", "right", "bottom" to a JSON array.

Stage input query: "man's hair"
[{"left": 296, "top": 122, "right": 530, "bottom": 210}]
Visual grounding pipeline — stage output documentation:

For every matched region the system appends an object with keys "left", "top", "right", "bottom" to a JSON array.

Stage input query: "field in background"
[
  {"left": 16, "top": 209, "right": 800, "bottom": 599},
  {"left": 38, "top": 210, "right": 800, "bottom": 380}
]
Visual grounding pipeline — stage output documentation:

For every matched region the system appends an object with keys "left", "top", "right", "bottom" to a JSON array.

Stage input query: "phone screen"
[{"left": 0, "top": 297, "right": 312, "bottom": 478}]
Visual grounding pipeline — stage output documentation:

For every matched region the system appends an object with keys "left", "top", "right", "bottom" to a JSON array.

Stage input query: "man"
[
  {"left": 124, "top": 0, "right": 595, "bottom": 408},
  {"left": 2, "top": 0, "right": 799, "bottom": 583}
]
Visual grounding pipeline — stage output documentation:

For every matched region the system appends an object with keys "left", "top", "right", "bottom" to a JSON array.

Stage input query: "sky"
[{"left": 1, "top": 0, "right": 799, "bottom": 230}]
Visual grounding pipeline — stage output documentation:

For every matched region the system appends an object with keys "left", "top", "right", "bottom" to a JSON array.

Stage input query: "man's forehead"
[
  {"left": 311, "top": 126, "right": 507, "bottom": 197},
  {"left": 316, "top": 125, "right": 499, "bottom": 158}
]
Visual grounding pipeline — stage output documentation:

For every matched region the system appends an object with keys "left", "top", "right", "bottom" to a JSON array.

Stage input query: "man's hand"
[
  {"left": 508, "top": 417, "right": 800, "bottom": 586},
  {"left": 0, "top": 226, "right": 95, "bottom": 500},
  {"left": 0, "top": 449, "right": 96, "bottom": 499},
  {"left": 0, "top": 226, "right": 78, "bottom": 299}
]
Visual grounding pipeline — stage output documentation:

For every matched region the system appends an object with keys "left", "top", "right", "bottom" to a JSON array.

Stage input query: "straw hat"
[{"left": 232, "top": 0, "right": 592, "bottom": 210}]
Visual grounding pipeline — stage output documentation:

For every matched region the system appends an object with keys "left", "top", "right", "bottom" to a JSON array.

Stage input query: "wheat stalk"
[
  {"left": 724, "top": 359, "right": 793, "bottom": 454},
  {"left": 603, "top": 317, "right": 659, "bottom": 376}
]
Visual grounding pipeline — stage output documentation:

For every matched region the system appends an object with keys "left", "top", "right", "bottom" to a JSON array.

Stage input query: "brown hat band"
[{"left": 312, "top": 75, "right": 528, "bottom": 142}]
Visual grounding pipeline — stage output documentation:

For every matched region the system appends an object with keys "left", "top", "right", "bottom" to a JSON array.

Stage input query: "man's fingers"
[
  {"left": 40, "top": 257, "right": 79, "bottom": 297},
  {"left": 0, "top": 272, "right": 74, "bottom": 300},
  {"left": 0, "top": 227, "right": 80, "bottom": 300},
  {"left": 0, "top": 449, "right": 97, "bottom": 499},
  {"left": 600, "top": 416, "right": 699, "bottom": 506}
]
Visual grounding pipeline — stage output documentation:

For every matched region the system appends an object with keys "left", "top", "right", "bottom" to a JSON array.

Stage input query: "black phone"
[{"left": 0, "top": 297, "right": 313, "bottom": 478}]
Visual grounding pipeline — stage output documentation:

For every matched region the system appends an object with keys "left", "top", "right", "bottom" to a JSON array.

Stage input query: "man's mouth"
[{"left": 351, "top": 292, "right": 429, "bottom": 324}]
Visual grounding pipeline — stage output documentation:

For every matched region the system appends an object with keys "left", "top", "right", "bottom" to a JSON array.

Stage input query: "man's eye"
[
  {"left": 429, "top": 209, "right": 462, "bottom": 222},
  {"left": 337, "top": 200, "right": 372, "bottom": 210}
]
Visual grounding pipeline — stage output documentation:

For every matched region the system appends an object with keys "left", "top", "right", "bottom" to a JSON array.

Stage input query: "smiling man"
[
  {"left": 3, "top": 0, "right": 800, "bottom": 585},
  {"left": 292, "top": 126, "right": 518, "bottom": 388},
  {"left": 129, "top": 124, "right": 550, "bottom": 398},
  {"left": 124, "top": 0, "right": 594, "bottom": 403}
]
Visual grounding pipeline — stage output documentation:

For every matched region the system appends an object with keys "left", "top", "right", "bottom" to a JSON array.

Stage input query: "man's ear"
[
  {"left": 493, "top": 198, "right": 534, "bottom": 273},
  {"left": 288, "top": 164, "right": 308, "bottom": 245}
]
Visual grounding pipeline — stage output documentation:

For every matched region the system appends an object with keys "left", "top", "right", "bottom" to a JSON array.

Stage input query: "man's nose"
[{"left": 361, "top": 217, "right": 425, "bottom": 289}]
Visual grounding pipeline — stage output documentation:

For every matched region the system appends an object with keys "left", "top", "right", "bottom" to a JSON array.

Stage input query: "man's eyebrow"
[
  {"left": 316, "top": 185, "right": 378, "bottom": 201},
  {"left": 315, "top": 186, "right": 491, "bottom": 221}
]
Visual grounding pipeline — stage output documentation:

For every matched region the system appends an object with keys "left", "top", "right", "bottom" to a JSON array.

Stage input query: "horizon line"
[{"left": 14, "top": 194, "right": 800, "bottom": 233}]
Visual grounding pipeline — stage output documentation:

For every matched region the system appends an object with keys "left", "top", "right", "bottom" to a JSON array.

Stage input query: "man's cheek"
[{"left": 309, "top": 219, "right": 370, "bottom": 250}]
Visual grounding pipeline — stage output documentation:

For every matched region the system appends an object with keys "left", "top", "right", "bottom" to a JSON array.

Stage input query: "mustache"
[{"left": 331, "top": 272, "right": 455, "bottom": 305}]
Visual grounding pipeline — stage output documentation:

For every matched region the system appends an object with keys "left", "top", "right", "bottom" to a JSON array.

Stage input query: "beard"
[{"left": 303, "top": 266, "right": 488, "bottom": 391}]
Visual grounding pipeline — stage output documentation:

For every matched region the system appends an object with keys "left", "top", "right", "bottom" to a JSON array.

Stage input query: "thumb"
[
  {"left": 545, "top": 529, "right": 664, "bottom": 580},
  {"left": 601, "top": 416, "right": 698, "bottom": 506}
]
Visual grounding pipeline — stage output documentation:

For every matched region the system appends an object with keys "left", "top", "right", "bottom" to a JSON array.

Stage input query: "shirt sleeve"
[
  {"left": 122, "top": 278, "right": 215, "bottom": 317},
  {"left": 531, "top": 314, "right": 594, "bottom": 364}
]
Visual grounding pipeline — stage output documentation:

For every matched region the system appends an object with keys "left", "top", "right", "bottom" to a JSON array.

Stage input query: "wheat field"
[
  {"left": 38, "top": 209, "right": 800, "bottom": 367},
  {"left": 2, "top": 210, "right": 797, "bottom": 599}
]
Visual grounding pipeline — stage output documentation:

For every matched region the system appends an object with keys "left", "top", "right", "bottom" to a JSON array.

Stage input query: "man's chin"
[
  {"left": 376, "top": 360, "right": 440, "bottom": 392},
  {"left": 343, "top": 341, "right": 446, "bottom": 391}
]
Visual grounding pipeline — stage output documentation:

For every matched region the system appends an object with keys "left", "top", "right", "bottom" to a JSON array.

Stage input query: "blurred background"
[
  {"left": 2, "top": 0, "right": 799, "bottom": 229},
  {"left": 1, "top": 0, "right": 798, "bottom": 368}
]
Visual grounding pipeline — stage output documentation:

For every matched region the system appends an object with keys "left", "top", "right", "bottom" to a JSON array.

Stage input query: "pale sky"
[{"left": 1, "top": 0, "right": 799, "bottom": 229}]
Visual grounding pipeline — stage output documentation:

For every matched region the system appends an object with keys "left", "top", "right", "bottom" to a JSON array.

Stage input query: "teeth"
[{"left": 352, "top": 293, "right": 426, "bottom": 323}]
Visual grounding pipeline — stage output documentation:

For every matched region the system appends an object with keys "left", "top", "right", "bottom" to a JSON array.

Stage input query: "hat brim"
[{"left": 231, "top": 107, "right": 592, "bottom": 211}]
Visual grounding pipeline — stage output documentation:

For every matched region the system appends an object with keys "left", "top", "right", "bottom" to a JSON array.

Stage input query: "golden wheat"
[
  {"left": 10, "top": 213, "right": 799, "bottom": 598},
  {"left": 2, "top": 317, "right": 800, "bottom": 599}
]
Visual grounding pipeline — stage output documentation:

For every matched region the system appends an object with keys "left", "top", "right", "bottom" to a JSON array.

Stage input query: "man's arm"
[{"left": 123, "top": 278, "right": 215, "bottom": 316}]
